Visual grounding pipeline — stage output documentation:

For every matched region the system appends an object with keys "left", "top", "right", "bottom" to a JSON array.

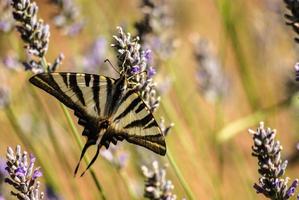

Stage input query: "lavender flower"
[
  {"left": 100, "top": 144, "right": 128, "bottom": 170},
  {"left": 0, "top": 158, "right": 7, "bottom": 197},
  {"left": 135, "top": 0, "right": 176, "bottom": 61},
  {"left": 45, "top": 185, "right": 61, "bottom": 200},
  {"left": 112, "top": 26, "right": 173, "bottom": 135},
  {"left": 283, "top": 0, "right": 299, "bottom": 43},
  {"left": 0, "top": 0, "right": 14, "bottom": 32},
  {"left": 50, "top": 0, "right": 84, "bottom": 36},
  {"left": 80, "top": 37, "right": 107, "bottom": 73},
  {"left": 111, "top": 26, "right": 160, "bottom": 111},
  {"left": 249, "top": 122, "right": 298, "bottom": 199},
  {"left": 10, "top": 0, "right": 63, "bottom": 73},
  {"left": 193, "top": 37, "right": 228, "bottom": 102},
  {"left": 141, "top": 161, "right": 177, "bottom": 200},
  {"left": 5, "top": 145, "right": 44, "bottom": 200},
  {"left": 1, "top": 52, "right": 23, "bottom": 71}
]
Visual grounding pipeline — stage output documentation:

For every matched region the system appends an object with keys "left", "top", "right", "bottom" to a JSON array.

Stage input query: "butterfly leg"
[
  {"left": 80, "top": 144, "right": 101, "bottom": 177},
  {"left": 74, "top": 139, "right": 96, "bottom": 176}
]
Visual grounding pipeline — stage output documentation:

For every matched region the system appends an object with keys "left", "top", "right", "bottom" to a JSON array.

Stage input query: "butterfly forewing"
[{"left": 29, "top": 73, "right": 114, "bottom": 120}]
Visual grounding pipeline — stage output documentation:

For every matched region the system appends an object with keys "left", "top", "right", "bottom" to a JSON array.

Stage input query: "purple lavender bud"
[
  {"left": 29, "top": 153, "right": 36, "bottom": 164},
  {"left": 15, "top": 166, "right": 26, "bottom": 177},
  {"left": 32, "top": 169, "right": 42, "bottom": 179},
  {"left": 147, "top": 66, "right": 156, "bottom": 78},
  {"left": 286, "top": 179, "right": 299, "bottom": 198},
  {"left": 144, "top": 49, "right": 152, "bottom": 61},
  {"left": 295, "top": 63, "right": 299, "bottom": 81},
  {"left": 131, "top": 65, "right": 141, "bottom": 74}
]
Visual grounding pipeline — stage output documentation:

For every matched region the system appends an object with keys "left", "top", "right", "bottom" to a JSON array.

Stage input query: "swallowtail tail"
[{"left": 29, "top": 72, "right": 166, "bottom": 176}]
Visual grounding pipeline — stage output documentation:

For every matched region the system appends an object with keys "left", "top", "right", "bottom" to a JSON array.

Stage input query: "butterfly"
[{"left": 29, "top": 72, "right": 166, "bottom": 176}]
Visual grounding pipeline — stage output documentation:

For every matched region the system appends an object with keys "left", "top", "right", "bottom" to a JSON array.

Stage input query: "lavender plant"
[
  {"left": 112, "top": 26, "right": 160, "bottom": 112},
  {"left": 112, "top": 26, "right": 173, "bottom": 136},
  {"left": 5, "top": 145, "right": 44, "bottom": 200},
  {"left": 0, "top": 158, "right": 7, "bottom": 198},
  {"left": 283, "top": 0, "right": 299, "bottom": 43},
  {"left": 135, "top": 0, "right": 176, "bottom": 62},
  {"left": 10, "top": 0, "right": 63, "bottom": 73},
  {"left": 100, "top": 144, "right": 129, "bottom": 170},
  {"left": 0, "top": 0, "right": 14, "bottom": 32},
  {"left": 79, "top": 36, "right": 107, "bottom": 73},
  {"left": 142, "top": 161, "right": 177, "bottom": 200},
  {"left": 50, "top": 0, "right": 84, "bottom": 36},
  {"left": 193, "top": 37, "right": 228, "bottom": 102},
  {"left": 249, "top": 122, "right": 299, "bottom": 199}
]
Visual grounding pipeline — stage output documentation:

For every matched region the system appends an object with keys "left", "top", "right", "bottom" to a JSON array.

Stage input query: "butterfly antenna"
[
  {"left": 80, "top": 145, "right": 101, "bottom": 177},
  {"left": 104, "top": 59, "right": 120, "bottom": 74},
  {"left": 74, "top": 139, "right": 95, "bottom": 176}
]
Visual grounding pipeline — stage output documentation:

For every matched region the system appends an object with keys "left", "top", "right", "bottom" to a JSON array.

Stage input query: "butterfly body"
[{"left": 29, "top": 72, "right": 166, "bottom": 175}]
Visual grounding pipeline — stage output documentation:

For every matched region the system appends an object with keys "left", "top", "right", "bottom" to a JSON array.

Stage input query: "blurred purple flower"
[
  {"left": 51, "top": 0, "right": 84, "bottom": 36},
  {"left": 147, "top": 66, "right": 156, "bottom": 78},
  {"left": 0, "top": 0, "right": 14, "bottom": 33},
  {"left": 1, "top": 53, "right": 22, "bottom": 71},
  {"left": 46, "top": 185, "right": 62, "bottom": 200},
  {"left": 100, "top": 144, "right": 128, "bottom": 170},
  {"left": 193, "top": 37, "right": 229, "bottom": 102},
  {"left": 81, "top": 37, "right": 107, "bottom": 73}
]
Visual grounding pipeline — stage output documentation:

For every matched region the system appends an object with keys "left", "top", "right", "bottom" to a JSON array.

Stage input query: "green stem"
[
  {"left": 167, "top": 149, "right": 196, "bottom": 200},
  {"left": 60, "top": 104, "right": 107, "bottom": 200},
  {"left": 4, "top": 105, "right": 58, "bottom": 191},
  {"left": 119, "top": 170, "right": 138, "bottom": 200},
  {"left": 217, "top": 97, "right": 291, "bottom": 142},
  {"left": 27, "top": 85, "right": 83, "bottom": 200}
]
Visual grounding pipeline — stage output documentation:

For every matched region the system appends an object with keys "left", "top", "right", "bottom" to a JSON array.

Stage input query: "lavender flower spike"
[
  {"left": 11, "top": 0, "right": 50, "bottom": 58},
  {"left": 284, "top": 0, "right": 299, "bottom": 43},
  {"left": 142, "top": 161, "right": 177, "bottom": 200},
  {"left": 10, "top": 0, "right": 63, "bottom": 73},
  {"left": 249, "top": 122, "right": 298, "bottom": 199},
  {"left": 5, "top": 145, "right": 44, "bottom": 200}
]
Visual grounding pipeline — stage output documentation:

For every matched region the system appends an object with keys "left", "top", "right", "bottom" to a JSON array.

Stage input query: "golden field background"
[{"left": 1, "top": 0, "right": 299, "bottom": 199}]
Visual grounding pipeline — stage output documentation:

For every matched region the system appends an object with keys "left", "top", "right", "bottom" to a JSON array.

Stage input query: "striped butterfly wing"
[
  {"left": 29, "top": 73, "right": 115, "bottom": 135},
  {"left": 109, "top": 90, "right": 167, "bottom": 155}
]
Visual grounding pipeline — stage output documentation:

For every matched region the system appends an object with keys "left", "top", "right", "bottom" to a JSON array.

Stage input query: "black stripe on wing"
[
  {"left": 30, "top": 73, "right": 78, "bottom": 110},
  {"left": 126, "top": 134, "right": 166, "bottom": 155},
  {"left": 114, "top": 96, "right": 140, "bottom": 121},
  {"left": 100, "top": 128, "right": 166, "bottom": 155},
  {"left": 123, "top": 113, "right": 153, "bottom": 129},
  {"left": 69, "top": 74, "right": 86, "bottom": 106}
]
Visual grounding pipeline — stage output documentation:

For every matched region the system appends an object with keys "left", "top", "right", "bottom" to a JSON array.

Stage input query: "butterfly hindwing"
[{"left": 111, "top": 90, "right": 166, "bottom": 155}]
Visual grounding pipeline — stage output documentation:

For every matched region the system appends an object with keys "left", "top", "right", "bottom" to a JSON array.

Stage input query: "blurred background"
[{"left": 0, "top": 0, "right": 299, "bottom": 199}]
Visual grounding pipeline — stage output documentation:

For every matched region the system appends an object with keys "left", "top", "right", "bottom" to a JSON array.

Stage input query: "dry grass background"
[{"left": 1, "top": 0, "right": 299, "bottom": 199}]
